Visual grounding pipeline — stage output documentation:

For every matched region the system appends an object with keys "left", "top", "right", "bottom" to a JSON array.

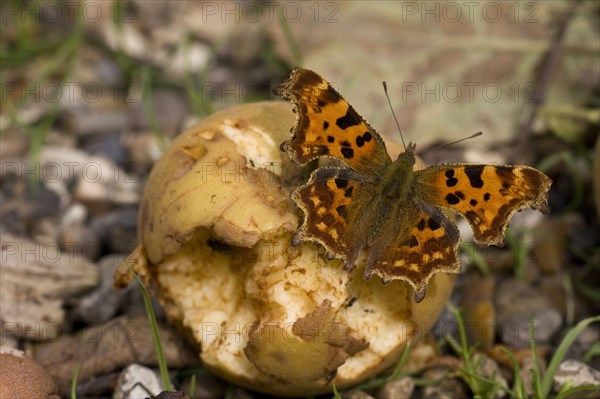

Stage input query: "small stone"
[
  {"left": 422, "top": 366, "right": 468, "bottom": 398},
  {"left": 376, "top": 377, "right": 415, "bottom": 399},
  {"left": 496, "top": 279, "right": 563, "bottom": 348},
  {"left": 431, "top": 306, "right": 459, "bottom": 342},
  {"left": 89, "top": 207, "right": 138, "bottom": 254},
  {"left": 74, "top": 254, "right": 128, "bottom": 324},
  {"left": 0, "top": 177, "right": 61, "bottom": 235},
  {"left": 113, "top": 364, "right": 163, "bottom": 399},
  {"left": 58, "top": 224, "right": 101, "bottom": 262},
  {"left": 472, "top": 353, "right": 509, "bottom": 398},
  {"left": 500, "top": 309, "right": 562, "bottom": 348},
  {"left": 342, "top": 388, "right": 375, "bottom": 399},
  {"left": 128, "top": 90, "right": 190, "bottom": 136},
  {"left": 32, "top": 314, "right": 199, "bottom": 394},
  {"left": 553, "top": 360, "right": 600, "bottom": 399},
  {"left": 62, "top": 107, "right": 129, "bottom": 137},
  {"left": 0, "top": 234, "right": 98, "bottom": 340},
  {"left": 520, "top": 354, "right": 546, "bottom": 397},
  {"left": 80, "top": 133, "right": 128, "bottom": 166},
  {"left": 0, "top": 348, "right": 59, "bottom": 399}
]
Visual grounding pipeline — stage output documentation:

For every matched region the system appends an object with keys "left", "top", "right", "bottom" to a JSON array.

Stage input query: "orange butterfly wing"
[
  {"left": 275, "top": 68, "right": 391, "bottom": 174},
  {"left": 292, "top": 167, "right": 375, "bottom": 268},
  {"left": 364, "top": 200, "right": 461, "bottom": 303},
  {"left": 415, "top": 164, "right": 552, "bottom": 245}
]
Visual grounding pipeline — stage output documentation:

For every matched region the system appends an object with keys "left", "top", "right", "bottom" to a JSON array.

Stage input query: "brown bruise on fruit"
[
  {"left": 365, "top": 204, "right": 460, "bottom": 303},
  {"left": 275, "top": 68, "right": 391, "bottom": 174},
  {"left": 416, "top": 164, "right": 552, "bottom": 246}
]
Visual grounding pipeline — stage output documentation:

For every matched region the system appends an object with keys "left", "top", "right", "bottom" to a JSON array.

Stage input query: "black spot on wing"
[
  {"left": 455, "top": 191, "right": 465, "bottom": 200},
  {"left": 484, "top": 193, "right": 491, "bottom": 201},
  {"left": 327, "top": 135, "right": 334, "bottom": 143},
  {"left": 446, "top": 193, "right": 460, "bottom": 205},
  {"left": 336, "top": 107, "right": 360, "bottom": 129},
  {"left": 344, "top": 186, "right": 354, "bottom": 197},
  {"left": 408, "top": 235, "right": 418, "bottom": 247},
  {"left": 465, "top": 166, "right": 484, "bottom": 188},
  {"left": 445, "top": 169, "right": 458, "bottom": 187},
  {"left": 356, "top": 135, "right": 365, "bottom": 147},
  {"left": 335, "top": 179, "right": 348, "bottom": 188},
  {"left": 323, "top": 121, "right": 330, "bottom": 131},
  {"left": 427, "top": 218, "right": 441, "bottom": 231},
  {"left": 417, "top": 219, "right": 426, "bottom": 231},
  {"left": 363, "top": 132, "right": 372, "bottom": 142},
  {"left": 341, "top": 147, "right": 354, "bottom": 159},
  {"left": 470, "top": 199, "right": 478, "bottom": 206}
]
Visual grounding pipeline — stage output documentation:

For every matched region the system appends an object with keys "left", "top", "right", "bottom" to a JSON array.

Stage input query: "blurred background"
[{"left": 1, "top": 1, "right": 599, "bottom": 398}]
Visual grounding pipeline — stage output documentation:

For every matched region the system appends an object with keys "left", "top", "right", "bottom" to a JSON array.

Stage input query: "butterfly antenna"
[
  {"left": 419, "top": 132, "right": 483, "bottom": 155},
  {"left": 383, "top": 81, "right": 406, "bottom": 151}
]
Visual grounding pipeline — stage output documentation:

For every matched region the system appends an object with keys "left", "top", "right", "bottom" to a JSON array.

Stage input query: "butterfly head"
[{"left": 395, "top": 142, "right": 417, "bottom": 164}]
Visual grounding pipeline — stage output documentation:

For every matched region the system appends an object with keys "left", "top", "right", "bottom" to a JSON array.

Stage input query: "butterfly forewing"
[
  {"left": 275, "top": 68, "right": 391, "bottom": 174},
  {"left": 415, "top": 164, "right": 552, "bottom": 246}
]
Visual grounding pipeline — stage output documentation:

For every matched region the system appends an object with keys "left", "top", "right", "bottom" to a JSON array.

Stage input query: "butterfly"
[{"left": 275, "top": 68, "right": 552, "bottom": 302}]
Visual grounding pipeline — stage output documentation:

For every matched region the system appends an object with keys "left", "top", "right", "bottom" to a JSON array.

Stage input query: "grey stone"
[
  {"left": 472, "top": 353, "right": 508, "bottom": 398},
  {"left": 74, "top": 254, "right": 128, "bottom": 324},
  {"left": 342, "top": 389, "right": 375, "bottom": 399},
  {"left": 520, "top": 355, "right": 546, "bottom": 397},
  {"left": 553, "top": 360, "right": 600, "bottom": 399},
  {"left": 496, "top": 279, "right": 563, "bottom": 348},
  {"left": 113, "top": 364, "right": 163, "bottom": 399},
  {"left": 376, "top": 377, "right": 415, "bottom": 399},
  {"left": 422, "top": 366, "right": 468, "bottom": 398}
]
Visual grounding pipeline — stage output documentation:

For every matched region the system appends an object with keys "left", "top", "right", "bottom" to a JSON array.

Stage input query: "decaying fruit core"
[{"left": 116, "top": 102, "right": 455, "bottom": 396}]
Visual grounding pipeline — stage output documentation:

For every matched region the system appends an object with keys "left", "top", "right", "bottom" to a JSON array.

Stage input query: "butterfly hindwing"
[
  {"left": 415, "top": 164, "right": 552, "bottom": 245},
  {"left": 364, "top": 200, "right": 460, "bottom": 302},
  {"left": 292, "top": 167, "right": 374, "bottom": 268},
  {"left": 275, "top": 68, "right": 391, "bottom": 174}
]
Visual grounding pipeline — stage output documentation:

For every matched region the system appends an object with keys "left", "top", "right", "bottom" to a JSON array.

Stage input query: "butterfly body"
[{"left": 276, "top": 68, "right": 552, "bottom": 302}]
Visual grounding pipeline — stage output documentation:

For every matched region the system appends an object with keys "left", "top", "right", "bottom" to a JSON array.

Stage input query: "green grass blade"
[
  {"left": 188, "top": 373, "right": 196, "bottom": 397},
  {"left": 332, "top": 384, "right": 342, "bottom": 399},
  {"left": 129, "top": 267, "right": 174, "bottom": 391},
  {"left": 500, "top": 347, "right": 526, "bottom": 398},
  {"left": 556, "top": 384, "right": 600, "bottom": 399},
  {"left": 460, "top": 242, "right": 490, "bottom": 277},
  {"left": 71, "top": 362, "right": 81, "bottom": 399},
  {"left": 540, "top": 315, "right": 600, "bottom": 398},
  {"left": 529, "top": 367, "right": 543, "bottom": 399},
  {"left": 583, "top": 341, "right": 600, "bottom": 364}
]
